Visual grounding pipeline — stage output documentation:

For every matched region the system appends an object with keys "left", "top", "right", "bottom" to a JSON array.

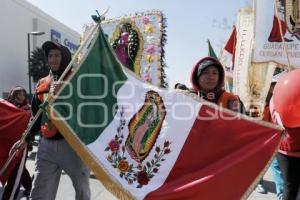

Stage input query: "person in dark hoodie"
[
  {"left": 190, "top": 56, "right": 242, "bottom": 112},
  {"left": 29, "top": 41, "right": 91, "bottom": 200}
]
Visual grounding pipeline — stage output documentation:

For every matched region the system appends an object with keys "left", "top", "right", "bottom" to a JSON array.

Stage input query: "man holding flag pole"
[{"left": 28, "top": 39, "right": 91, "bottom": 200}]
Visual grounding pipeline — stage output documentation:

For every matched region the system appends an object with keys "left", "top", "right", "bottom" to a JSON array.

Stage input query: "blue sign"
[
  {"left": 51, "top": 29, "right": 61, "bottom": 43},
  {"left": 64, "top": 38, "right": 79, "bottom": 52},
  {"left": 50, "top": 29, "right": 79, "bottom": 52}
]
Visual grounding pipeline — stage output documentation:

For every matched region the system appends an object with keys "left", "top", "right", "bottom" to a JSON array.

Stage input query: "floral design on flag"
[{"left": 105, "top": 91, "right": 170, "bottom": 188}]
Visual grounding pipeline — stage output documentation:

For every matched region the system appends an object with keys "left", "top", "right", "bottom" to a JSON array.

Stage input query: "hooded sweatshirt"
[
  {"left": 190, "top": 56, "right": 240, "bottom": 111},
  {"left": 42, "top": 41, "right": 72, "bottom": 81},
  {"left": 30, "top": 41, "right": 71, "bottom": 140}
]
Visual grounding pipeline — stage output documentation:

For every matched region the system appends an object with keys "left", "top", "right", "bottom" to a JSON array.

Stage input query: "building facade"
[{"left": 0, "top": 0, "right": 80, "bottom": 97}]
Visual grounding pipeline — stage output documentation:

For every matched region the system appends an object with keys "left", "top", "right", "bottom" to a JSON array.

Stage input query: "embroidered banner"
[
  {"left": 253, "top": 0, "right": 300, "bottom": 67},
  {"left": 82, "top": 11, "right": 168, "bottom": 88},
  {"left": 232, "top": 8, "right": 255, "bottom": 107},
  {"left": 48, "top": 25, "right": 282, "bottom": 200}
]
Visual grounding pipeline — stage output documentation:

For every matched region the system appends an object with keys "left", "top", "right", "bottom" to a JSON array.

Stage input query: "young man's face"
[
  {"left": 48, "top": 49, "right": 62, "bottom": 71},
  {"left": 198, "top": 65, "right": 219, "bottom": 92}
]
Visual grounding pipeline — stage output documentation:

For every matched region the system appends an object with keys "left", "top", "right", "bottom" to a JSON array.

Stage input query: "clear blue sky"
[{"left": 27, "top": 0, "right": 251, "bottom": 88}]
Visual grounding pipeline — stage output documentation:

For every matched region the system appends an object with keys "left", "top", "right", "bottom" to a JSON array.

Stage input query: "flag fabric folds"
[
  {"left": 220, "top": 26, "right": 237, "bottom": 71},
  {"left": 49, "top": 25, "right": 282, "bottom": 200},
  {"left": 0, "top": 99, "right": 30, "bottom": 185}
]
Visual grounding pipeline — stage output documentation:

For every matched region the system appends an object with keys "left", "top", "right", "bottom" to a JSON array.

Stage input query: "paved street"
[{"left": 1, "top": 144, "right": 278, "bottom": 200}]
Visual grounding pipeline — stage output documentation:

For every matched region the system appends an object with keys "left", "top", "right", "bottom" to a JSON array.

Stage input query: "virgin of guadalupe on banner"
[
  {"left": 82, "top": 11, "right": 168, "bottom": 88},
  {"left": 111, "top": 22, "right": 140, "bottom": 72}
]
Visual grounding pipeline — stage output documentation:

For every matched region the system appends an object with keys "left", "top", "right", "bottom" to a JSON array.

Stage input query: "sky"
[{"left": 27, "top": 0, "right": 252, "bottom": 88}]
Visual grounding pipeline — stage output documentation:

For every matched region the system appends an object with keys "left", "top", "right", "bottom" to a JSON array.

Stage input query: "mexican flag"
[
  {"left": 220, "top": 26, "right": 237, "bottom": 71},
  {"left": 0, "top": 99, "right": 30, "bottom": 184},
  {"left": 49, "top": 25, "right": 282, "bottom": 200}
]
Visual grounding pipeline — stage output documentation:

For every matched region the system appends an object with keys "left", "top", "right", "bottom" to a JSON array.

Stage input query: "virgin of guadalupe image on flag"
[
  {"left": 43, "top": 15, "right": 284, "bottom": 199},
  {"left": 125, "top": 90, "right": 167, "bottom": 163}
]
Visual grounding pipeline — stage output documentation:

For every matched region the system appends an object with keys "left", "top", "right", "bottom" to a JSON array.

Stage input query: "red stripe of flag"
[
  {"left": 0, "top": 99, "right": 30, "bottom": 184},
  {"left": 146, "top": 105, "right": 280, "bottom": 200}
]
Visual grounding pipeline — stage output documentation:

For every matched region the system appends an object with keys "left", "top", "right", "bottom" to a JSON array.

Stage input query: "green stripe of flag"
[
  {"left": 207, "top": 39, "right": 218, "bottom": 59},
  {"left": 53, "top": 27, "right": 128, "bottom": 144}
]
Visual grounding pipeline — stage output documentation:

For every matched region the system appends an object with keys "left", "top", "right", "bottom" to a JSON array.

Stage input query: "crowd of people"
[{"left": 0, "top": 37, "right": 299, "bottom": 200}]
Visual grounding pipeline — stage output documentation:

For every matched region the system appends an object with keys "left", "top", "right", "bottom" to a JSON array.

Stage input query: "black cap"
[
  {"left": 174, "top": 83, "right": 188, "bottom": 90},
  {"left": 42, "top": 41, "right": 63, "bottom": 58},
  {"left": 196, "top": 59, "right": 223, "bottom": 80},
  {"left": 190, "top": 56, "right": 225, "bottom": 92}
]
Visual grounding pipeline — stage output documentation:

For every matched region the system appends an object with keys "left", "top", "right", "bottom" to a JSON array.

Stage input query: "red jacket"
[{"left": 268, "top": 101, "right": 300, "bottom": 157}]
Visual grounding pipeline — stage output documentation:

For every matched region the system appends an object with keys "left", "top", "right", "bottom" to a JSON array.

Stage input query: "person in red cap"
[
  {"left": 190, "top": 56, "right": 243, "bottom": 112},
  {"left": 28, "top": 41, "right": 91, "bottom": 200}
]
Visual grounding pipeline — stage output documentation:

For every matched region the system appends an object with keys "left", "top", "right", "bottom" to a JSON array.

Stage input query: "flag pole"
[
  {"left": 49, "top": 7, "right": 109, "bottom": 101},
  {"left": 0, "top": 10, "right": 107, "bottom": 177},
  {"left": 55, "top": 23, "right": 100, "bottom": 87},
  {"left": 0, "top": 109, "right": 43, "bottom": 177}
]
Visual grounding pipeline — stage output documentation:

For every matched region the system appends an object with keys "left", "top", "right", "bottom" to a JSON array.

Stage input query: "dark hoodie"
[
  {"left": 42, "top": 41, "right": 72, "bottom": 80},
  {"left": 190, "top": 56, "right": 225, "bottom": 103},
  {"left": 7, "top": 86, "right": 28, "bottom": 108},
  {"left": 30, "top": 41, "right": 72, "bottom": 140}
]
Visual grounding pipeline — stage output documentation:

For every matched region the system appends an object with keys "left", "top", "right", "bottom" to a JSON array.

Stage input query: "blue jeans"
[{"left": 270, "top": 155, "right": 284, "bottom": 200}]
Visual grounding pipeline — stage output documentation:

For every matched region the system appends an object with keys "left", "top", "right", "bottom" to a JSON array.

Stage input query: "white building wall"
[{"left": 0, "top": 0, "right": 80, "bottom": 97}]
